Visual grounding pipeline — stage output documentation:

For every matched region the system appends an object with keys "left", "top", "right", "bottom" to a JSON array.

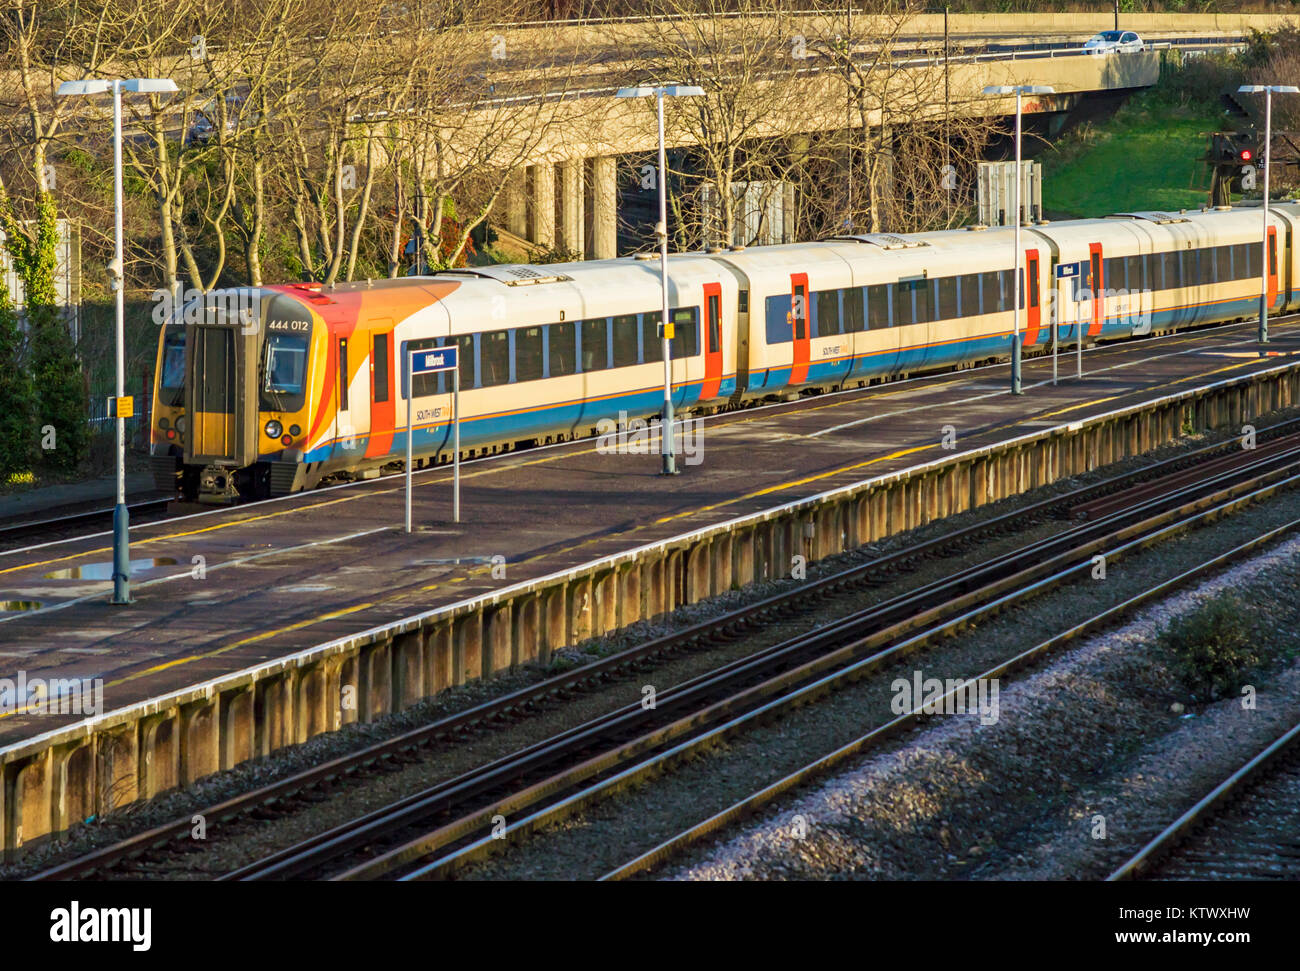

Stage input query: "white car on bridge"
[{"left": 1083, "top": 30, "right": 1146, "bottom": 55}]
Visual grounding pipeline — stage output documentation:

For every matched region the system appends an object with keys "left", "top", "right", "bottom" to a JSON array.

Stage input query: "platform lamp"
[
  {"left": 1238, "top": 84, "right": 1299, "bottom": 344},
  {"left": 983, "top": 84, "right": 1054, "bottom": 395},
  {"left": 615, "top": 84, "right": 704, "bottom": 475},
  {"left": 59, "top": 77, "right": 179, "bottom": 605}
]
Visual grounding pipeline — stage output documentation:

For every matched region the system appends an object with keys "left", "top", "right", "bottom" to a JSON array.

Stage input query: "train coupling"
[{"left": 197, "top": 464, "right": 242, "bottom": 505}]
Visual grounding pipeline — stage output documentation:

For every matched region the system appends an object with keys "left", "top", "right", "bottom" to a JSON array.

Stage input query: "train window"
[
  {"left": 815, "top": 290, "right": 840, "bottom": 336},
  {"left": 515, "top": 326, "right": 544, "bottom": 382},
  {"left": 612, "top": 314, "right": 639, "bottom": 368},
  {"left": 915, "top": 281, "right": 933, "bottom": 323},
  {"left": 1104, "top": 257, "right": 1125, "bottom": 292},
  {"left": 1126, "top": 256, "right": 1145, "bottom": 292},
  {"left": 764, "top": 296, "right": 792, "bottom": 344},
  {"left": 1269, "top": 233, "right": 1278, "bottom": 275},
  {"left": 480, "top": 329, "right": 510, "bottom": 387},
  {"left": 1215, "top": 245, "right": 1232, "bottom": 283},
  {"left": 1242, "top": 243, "right": 1260, "bottom": 280},
  {"left": 980, "top": 272, "right": 1002, "bottom": 313},
  {"left": 371, "top": 334, "right": 390, "bottom": 403},
  {"left": 670, "top": 308, "right": 698, "bottom": 358},
  {"left": 792, "top": 286, "right": 808, "bottom": 341},
  {"left": 937, "top": 277, "right": 958, "bottom": 320},
  {"left": 1028, "top": 265, "right": 1040, "bottom": 308},
  {"left": 161, "top": 329, "right": 185, "bottom": 390},
  {"left": 707, "top": 294, "right": 721, "bottom": 353},
  {"left": 958, "top": 273, "right": 981, "bottom": 317},
  {"left": 338, "top": 338, "right": 349, "bottom": 410},
  {"left": 994, "top": 270, "right": 1014, "bottom": 313},
  {"left": 866, "top": 284, "right": 889, "bottom": 329},
  {"left": 450, "top": 333, "right": 475, "bottom": 389},
  {"left": 1163, "top": 252, "right": 1180, "bottom": 289},
  {"left": 581, "top": 318, "right": 609, "bottom": 372},
  {"left": 547, "top": 321, "right": 576, "bottom": 377},
  {"left": 738, "top": 290, "right": 749, "bottom": 314},
  {"left": 843, "top": 287, "right": 865, "bottom": 333},
  {"left": 265, "top": 334, "right": 310, "bottom": 408},
  {"left": 641, "top": 313, "right": 664, "bottom": 363},
  {"left": 400, "top": 338, "right": 439, "bottom": 397}
]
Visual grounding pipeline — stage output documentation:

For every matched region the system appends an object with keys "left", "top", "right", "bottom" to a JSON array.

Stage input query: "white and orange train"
[{"left": 150, "top": 203, "right": 1300, "bottom": 502}]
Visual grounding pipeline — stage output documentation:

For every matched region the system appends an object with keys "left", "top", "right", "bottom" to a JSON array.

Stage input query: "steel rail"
[
  {"left": 26, "top": 416, "right": 1300, "bottom": 880},
  {"left": 263, "top": 456, "right": 1300, "bottom": 880},
  {"left": 393, "top": 469, "right": 1300, "bottom": 880},
  {"left": 1106, "top": 719, "right": 1300, "bottom": 881},
  {"left": 602, "top": 516, "right": 1300, "bottom": 881}
]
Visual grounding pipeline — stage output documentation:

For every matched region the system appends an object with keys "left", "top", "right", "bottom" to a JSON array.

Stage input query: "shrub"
[
  {"left": 1158, "top": 592, "right": 1260, "bottom": 701},
  {"left": 0, "top": 275, "right": 36, "bottom": 480}
]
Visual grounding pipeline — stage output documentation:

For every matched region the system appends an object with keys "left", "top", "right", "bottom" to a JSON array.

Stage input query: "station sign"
[
  {"left": 1055, "top": 263, "right": 1080, "bottom": 279},
  {"left": 411, "top": 347, "right": 458, "bottom": 374},
  {"left": 108, "top": 395, "right": 134, "bottom": 419}
]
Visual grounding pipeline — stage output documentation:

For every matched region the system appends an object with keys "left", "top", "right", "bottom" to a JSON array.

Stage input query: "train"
[{"left": 149, "top": 202, "right": 1300, "bottom": 502}]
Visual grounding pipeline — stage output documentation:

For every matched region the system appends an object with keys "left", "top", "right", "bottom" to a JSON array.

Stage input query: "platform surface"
[{"left": 2, "top": 319, "right": 1299, "bottom": 746}]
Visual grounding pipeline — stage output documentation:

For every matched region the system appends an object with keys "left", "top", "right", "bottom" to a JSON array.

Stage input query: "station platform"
[{"left": 2, "top": 319, "right": 1300, "bottom": 849}]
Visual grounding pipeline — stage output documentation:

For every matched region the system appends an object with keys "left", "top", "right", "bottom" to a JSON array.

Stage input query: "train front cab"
[{"left": 148, "top": 288, "right": 321, "bottom": 503}]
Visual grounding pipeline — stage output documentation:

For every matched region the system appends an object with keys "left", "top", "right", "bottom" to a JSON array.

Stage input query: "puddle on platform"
[
  {"left": 43, "top": 557, "right": 178, "bottom": 580},
  {"left": 1, "top": 600, "right": 42, "bottom": 612},
  {"left": 409, "top": 556, "right": 495, "bottom": 567},
  {"left": 278, "top": 584, "right": 333, "bottom": 593}
]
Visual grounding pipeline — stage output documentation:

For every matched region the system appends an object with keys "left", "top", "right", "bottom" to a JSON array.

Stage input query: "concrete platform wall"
[{"left": 4, "top": 360, "right": 1299, "bottom": 855}]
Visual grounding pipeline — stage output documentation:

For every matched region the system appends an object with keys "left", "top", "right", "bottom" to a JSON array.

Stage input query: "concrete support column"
[
  {"left": 530, "top": 163, "right": 556, "bottom": 248},
  {"left": 429, "top": 623, "right": 454, "bottom": 694},
  {"left": 589, "top": 156, "right": 618, "bottom": 259},
  {"left": 559, "top": 159, "right": 584, "bottom": 257},
  {"left": 506, "top": 171, "right": 528, "bottom": 238}
]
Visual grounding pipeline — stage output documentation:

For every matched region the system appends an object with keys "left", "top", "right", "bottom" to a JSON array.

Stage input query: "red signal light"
[{"left": 1240, "top": 149, "right": 1254, "bottom": 161}]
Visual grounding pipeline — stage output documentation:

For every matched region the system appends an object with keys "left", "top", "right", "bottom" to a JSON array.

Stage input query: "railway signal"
[{"left": 1238, "top": 84, "right": 1300, "bottom": 343}]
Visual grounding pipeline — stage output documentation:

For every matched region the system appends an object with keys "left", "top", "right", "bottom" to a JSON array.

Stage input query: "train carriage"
[{"left": 149, "top": 202, "right": 1300, "bottom": 504}]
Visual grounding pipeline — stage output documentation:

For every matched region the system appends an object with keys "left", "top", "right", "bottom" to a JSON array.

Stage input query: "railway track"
[
  {"left": 0, "top": 496, "right": 173, "bottom": 550},
  {"left": 1107, "top": 720, "right": 1300, "bottom": 881},
  {"left": 28, "top": 414, "right": 1300, "bottom": 881}
]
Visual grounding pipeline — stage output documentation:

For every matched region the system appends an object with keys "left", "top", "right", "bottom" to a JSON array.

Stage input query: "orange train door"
[
  {"left": 1088, "top": 242, "right": 1104, "bottom": 337},
  {"left": 365, "top": 322, "right": 396, "bottom": 459},
  {"left": 1024, "top": 249, "right": 1041, "bottom": 346},
  {"left": 701, "top": 282, "right": 723, "bottom": 401},
  {"left": 789, "top": 272, "right": 810, "bottom": 386},
  {"left": 1268, "top": 226, "right": 1280, "bottom": 309}
]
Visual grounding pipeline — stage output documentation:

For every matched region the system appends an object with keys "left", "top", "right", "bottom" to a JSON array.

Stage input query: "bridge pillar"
[
  {"left": 505, "top": 170, "right": 527, "bottom": 238},
  {"left": 529, "top": 163, "right": 556, "bottom": 248},
  {"left": 588, "top": 156, "right": 617, "bottom": 260},
  {"left": 560, "top": 159, "right": 584, "bottom": 257}
]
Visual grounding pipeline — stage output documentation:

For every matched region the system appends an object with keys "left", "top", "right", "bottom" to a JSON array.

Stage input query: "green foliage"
[
  {"left": 1043, "top": 49, "right": 1249, "bottom": 217},
  {"left": 1158, "top": 592, "right": 1261, "bottom": 701},
  {"left": 0, "top": 273, "right": 37, "bottom": 480},
  {"left": 0, "top": 194, "right": 88, "bottom": 474}
]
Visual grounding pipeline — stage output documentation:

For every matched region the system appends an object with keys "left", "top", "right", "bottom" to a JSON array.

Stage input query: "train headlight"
[
  {"left": 264, "top": 419, "right": 283, "bottom": 439},
  {"left": 175, "top": 415, "right": 186, "bottom": 434}
]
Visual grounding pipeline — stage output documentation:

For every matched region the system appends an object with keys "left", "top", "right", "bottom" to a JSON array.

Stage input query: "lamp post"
[
  {"left": 1238, "top": 84, "right": 1299, "bottom": 344},
  {"left": 59, "top": 77, "right": 179, "bottom": 605},
  {"left": 983, "top": 84, "right": 1054, "bottom": 395},
  {"left": 616, "top": 84, "right": 704, "bottom": 475}
]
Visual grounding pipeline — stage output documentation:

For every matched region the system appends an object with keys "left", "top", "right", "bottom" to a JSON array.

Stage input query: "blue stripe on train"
[{"left": 296, "top": 289, "right": 1300, "bottom": 465}]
